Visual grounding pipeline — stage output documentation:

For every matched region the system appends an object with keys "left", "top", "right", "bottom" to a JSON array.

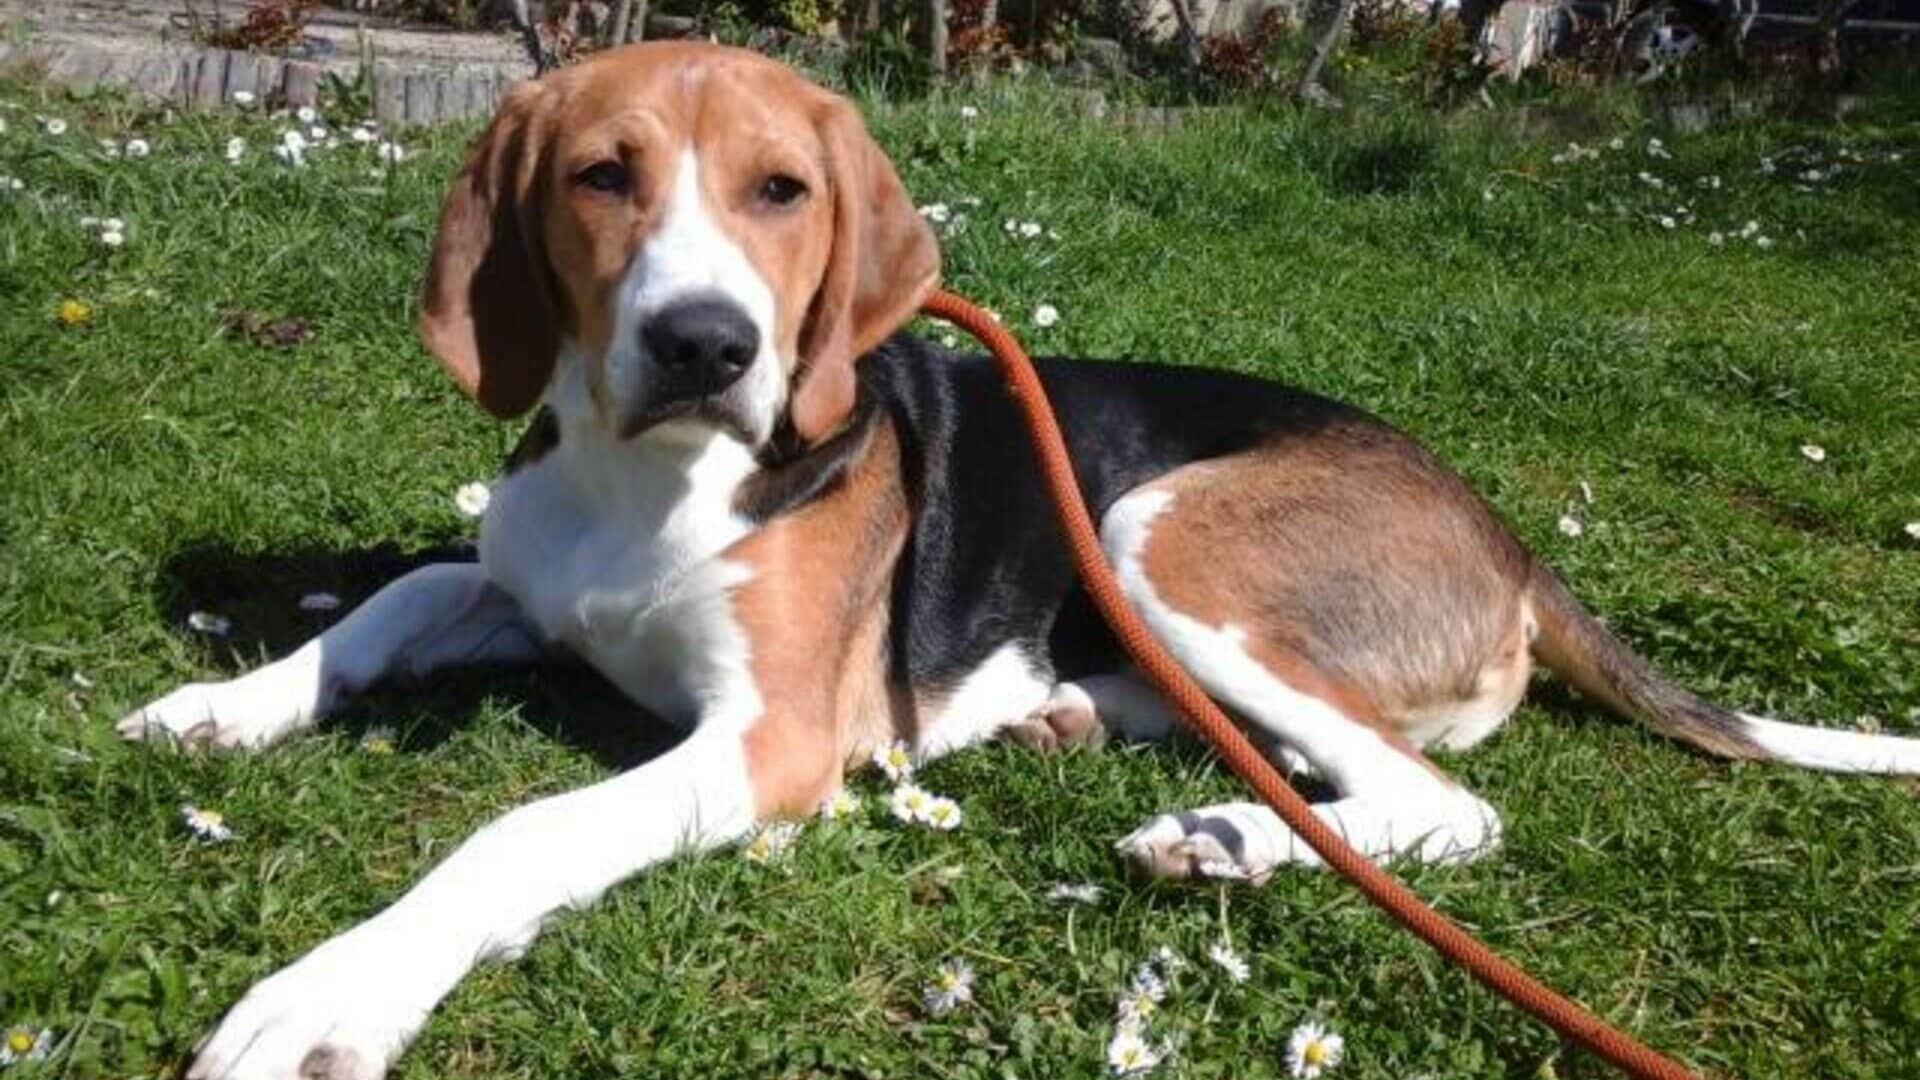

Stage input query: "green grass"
[{"left": 2, "top": 69, "right": 1919, "bottom": 1080}]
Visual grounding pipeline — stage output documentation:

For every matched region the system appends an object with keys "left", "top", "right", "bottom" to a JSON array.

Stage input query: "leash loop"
[{"left": 922, "top": 288, "right": 1698, "bottom": 1080}]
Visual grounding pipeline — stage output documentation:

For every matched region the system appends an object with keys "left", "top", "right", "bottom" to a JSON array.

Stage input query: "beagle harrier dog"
[{"left": 121, "top": 41, "right": 1920, "bottom": 1080}]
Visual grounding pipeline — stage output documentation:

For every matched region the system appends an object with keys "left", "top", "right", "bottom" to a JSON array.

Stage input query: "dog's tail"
[{"left": 1528, "top": 562, "right": 1920, "bottom": 774}]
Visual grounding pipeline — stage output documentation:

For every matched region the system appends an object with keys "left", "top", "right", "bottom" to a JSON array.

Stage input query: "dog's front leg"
[
  {"left": 120, "top": 563, "right": 542, "bottom": 750},
  {"left": 186, "top": 727, "right": 761, "bottom": 1080}
]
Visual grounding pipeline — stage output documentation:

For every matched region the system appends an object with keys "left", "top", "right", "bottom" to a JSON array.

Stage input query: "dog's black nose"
[{"left": 642, "top": 298, "right": 758, "bottom": 395}]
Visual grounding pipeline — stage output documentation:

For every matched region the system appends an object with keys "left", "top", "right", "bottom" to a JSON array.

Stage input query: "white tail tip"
[{"left": 1739, "top": 713, "right": 1920, "bottom": 775}]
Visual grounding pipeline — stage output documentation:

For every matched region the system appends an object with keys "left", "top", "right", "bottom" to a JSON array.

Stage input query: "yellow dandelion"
[{"left": 56, "top": 299, "right": 93, "bottom": 327}]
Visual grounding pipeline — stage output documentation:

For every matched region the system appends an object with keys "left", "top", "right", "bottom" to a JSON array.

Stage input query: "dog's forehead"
[{"left": 554, "top": 44, "right": 824, "bottom": 148}]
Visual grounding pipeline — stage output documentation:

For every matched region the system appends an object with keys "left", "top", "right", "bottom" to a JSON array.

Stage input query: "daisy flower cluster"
[
  {"left": 227, "top": 106, "right": 406, "bottom": 173},
  {"left": 97, "top": 136, "right": 152, "bottom": 159},
  {"left": 1105, "top": 949, "right": 1180, "bottom": 1075},
  {"left": 916, "top": 195, "right": 980, "bottom": 239},
  {"left": 77, "top": 215, "right": 126, "bottom": 248},
  {"left": 1045, "top": 881, "right": 1106, "bottom": 905},
  {"left": 1001, "top": 217, "right": 1059, "bottom": 242},
  {"left": 873, "top": 740, "right": 963, "bottom": 830},
  {"left": 1546, "top": 130, "right": 1817, "bottom": 248},
  {"left": 741, "top": 820, "right": 805, "bottom": 865}
]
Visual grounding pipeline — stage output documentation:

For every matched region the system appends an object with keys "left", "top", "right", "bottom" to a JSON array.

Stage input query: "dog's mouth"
[{"left": 616, "top": 394, "right": 761, "bottom": 446}]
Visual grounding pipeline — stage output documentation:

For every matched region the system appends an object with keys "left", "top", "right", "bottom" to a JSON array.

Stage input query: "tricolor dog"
[{"left": 120, "top": 42, "right": 1920, "bottom": 1080}]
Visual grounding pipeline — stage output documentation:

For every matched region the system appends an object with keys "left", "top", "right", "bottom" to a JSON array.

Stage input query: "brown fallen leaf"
[{"left": 222, "top": 308, "right": 313, "bottom": 348}]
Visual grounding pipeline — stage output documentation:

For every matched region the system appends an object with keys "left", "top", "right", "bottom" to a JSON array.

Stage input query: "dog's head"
[{"left": 420, "top": 43, "right": 939, "bottom": 448}]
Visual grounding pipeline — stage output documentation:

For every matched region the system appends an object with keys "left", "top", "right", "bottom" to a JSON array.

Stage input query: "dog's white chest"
[{"left": 478, "top": 420, "right": 759, "bottom": 714}]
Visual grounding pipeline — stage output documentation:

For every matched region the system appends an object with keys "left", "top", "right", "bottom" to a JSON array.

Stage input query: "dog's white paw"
[
  {"left": 188, "top": 931, "right": 436, "bottom": 1080},
  {"left": 118, "top": 670, "right": 313, "bottom": 751},
  {"left": 1116, "top": 805, "right": 1281, "bottom": 885}
]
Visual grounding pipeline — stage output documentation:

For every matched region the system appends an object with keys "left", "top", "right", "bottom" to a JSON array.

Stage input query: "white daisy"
[
  {"left": 125, "top": 137, "right": 151, "bottom": 158},
  {"left": 1904, "top": 521, "right": 1920, "bottom": 541},
  {"left": 377, "top": 141, "right": 406, "bottom": 164},
  {"left": 351, "top": 125, "right": 378, "bottom": 144},
  {"left": 1115, "top": 967, "right": 1167, "bottom": 1022},
  {"left": 232, "top": 90, "right": 256, "bottom": 105},
  {"left": 1019, "top": 221, "right": 1042, "bottom": 238},
  {"left": 187, "top": 611, "right": 231, "bottom": 636},
  {"left": 1608, "top": 136, "right": 1625, "bottom": 150},
  {"left": 1044, "top": 882, "right": 1105, "bottom": 904},
  {"left": 225, "top": 136, "right": 246, "bottom": 163},
  {"left": 99, "top": 230, "right": 124, "bottom": 248},
  {"left": 1799, "top": 444, "right": 1827, "bottom": 463},
  {"left": 275, "top": 130, "right": 308, "bottom": 167},
  {"left": 923, "top": 796, "right": 962, "bottom": 830},
  {"left": 0, "top": 1026, "right": 52, "bottom": 1065},
  {"left": 1708, "top": 231, "right": 1725, "bottom": 246},
  {"left": 181, "top": 804, "right": 234, "bottom": 843},
  {"left": 43, "top": 117, "right": 67, "bottom": 136},
  {"left": 1557, "top": 514, "right": 1584, "bottom": 538},
  {"left": 959, "top": 105, "right": 980, "bottom": 120},
  {"left": 818, "top": 789, "right": 862, "bottom": 820},
  {"left": 1285, "top": 1021, "right": 1344, "bottom": 1078},
  {"left": 872, "top": 739, "right": 914, "bottom": 782},
  {"left": 1106, "top": 1023, "right": 1166, "bottom": 1076},
  {"left": 741, "top": 821, "right": 803, "bottom": 864},
  {"left": 1033, "top": 303, "right": 1060, "bottom": 328},
  {"left": 1756, "top": 235, "right": 1774, "bottom": 249},
  {"left": 100, "top": 138, "right": 121, "bottom": 157},
  {"left": 298, "top": 591, "right": 342, "bottom": 612},
  {"left": 922, "top": 957, "right": 975, "bottom": 1015},
  {"left": 295, "top": 106, "right": 318, "bottom": 124},
  {"left": 1656, "top": 215, "right": 1676, "bottom": 229},
  {"left": 454, "top": 481, "right": 491, "bottom": 518},
  {"left": 1207, "top": 941, "right": 1250, "bottom": 983},
  {"left": 1739, "top": 219, "right": 1762, "bottom": 239},
  {"left": 919, "top": 202, "right": 951, "bottom": 223},
  {"left": 889, "top": 783, "right": 933, "bottom": 823}
]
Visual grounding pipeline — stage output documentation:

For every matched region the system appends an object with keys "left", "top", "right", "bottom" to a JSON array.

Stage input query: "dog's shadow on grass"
[{"left": 154, "top": 542, "right": 684, "bottom": 771}]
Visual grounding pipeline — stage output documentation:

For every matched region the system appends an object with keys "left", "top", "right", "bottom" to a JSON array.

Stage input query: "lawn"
[{"left": 2, "top": 62, "right": 1919, "bottom": 1080}]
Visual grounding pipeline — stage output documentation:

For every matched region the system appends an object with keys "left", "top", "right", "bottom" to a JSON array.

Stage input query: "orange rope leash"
[{"left": 922, "top": 288, "right": 1698, "bottom": 1080}]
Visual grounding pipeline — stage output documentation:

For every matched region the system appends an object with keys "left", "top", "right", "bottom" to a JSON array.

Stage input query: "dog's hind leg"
[
  {"left": 119, "top": 563, "right": 545, "bottom": 751},
  {"left": 1096, "top": 463, "right": 1518, "bottom": 882}
]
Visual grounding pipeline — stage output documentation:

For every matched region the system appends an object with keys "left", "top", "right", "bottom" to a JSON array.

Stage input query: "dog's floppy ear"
[
  {"left": 419, "top": 82, "right": 561, "bottom": 420},
  {"left": 791, "top": 100, "right": 940, "bottom": 444}
]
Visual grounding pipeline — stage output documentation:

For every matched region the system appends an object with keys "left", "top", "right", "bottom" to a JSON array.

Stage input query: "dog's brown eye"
[
  {"left": 575, "top": 161, "right": 630, "bottom": 194},
  {"left": 760, "top": 173, "right": 807, "bottom": 207}
]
